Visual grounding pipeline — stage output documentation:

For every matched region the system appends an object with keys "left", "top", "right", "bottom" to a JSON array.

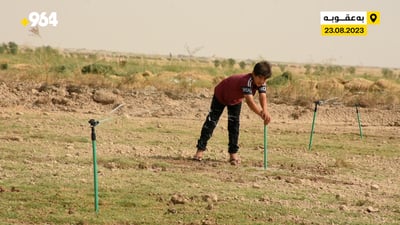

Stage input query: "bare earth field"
[{"left": 0, "top": 81, "right": 400, "bottom": 224}]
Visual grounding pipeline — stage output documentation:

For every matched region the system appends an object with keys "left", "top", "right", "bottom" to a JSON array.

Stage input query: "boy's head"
[{"left": 252, "top": 61, "right": 272, "bottom": 86}]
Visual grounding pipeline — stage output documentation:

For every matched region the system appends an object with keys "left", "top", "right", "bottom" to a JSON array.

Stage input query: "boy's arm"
[
  {"left": 259, "top": 92, "right": 268, "bottom": 112},
  {"left": 244, "top": 94, "right": 263, "bottom": 117},
  {"left": 259, "top": 92, "right": 271, "bottom": 124}
]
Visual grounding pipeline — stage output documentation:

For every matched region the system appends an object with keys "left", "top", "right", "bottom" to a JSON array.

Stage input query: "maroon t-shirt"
[{"left": 214, "top": 73, "right": 266, "bottom": 106}]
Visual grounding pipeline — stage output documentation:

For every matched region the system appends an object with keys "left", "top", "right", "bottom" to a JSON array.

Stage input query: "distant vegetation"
[{"left": 0, "top": 42, "right": 399, "bottom": 109}]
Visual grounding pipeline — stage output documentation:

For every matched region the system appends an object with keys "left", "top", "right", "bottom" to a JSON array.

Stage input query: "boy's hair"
[{"left": 253, "top": 61, "right": 272, "bottom": 78}]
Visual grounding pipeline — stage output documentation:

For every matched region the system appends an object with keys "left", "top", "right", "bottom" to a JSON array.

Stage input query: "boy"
[{"left": 194, "top": 61, "right": 272, "bottom": 165}]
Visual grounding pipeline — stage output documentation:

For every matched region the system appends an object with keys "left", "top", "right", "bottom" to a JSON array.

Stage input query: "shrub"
[
  {"left": 213, "top": 59, "right": 221, "bottom": 68},
  {"left": 381, "top": 68, "right": 395, "bottom": 79},
  {"left": 8, "top": 42, "right": 18, "bottom": 55},
  {"left": 267, "top": 71, "right": 292, "bottom": 87},
  {"left": 1, "top": 43, "right": 9, "bottom": 54},
  {"left": 326, "top": 65, "right": 343, "bottom": 74},
  {"left": 227, "top": 58, "right": 235, "bottom": 68},
  {"left": 278, "top": 64, "right": 287, "bottom": 72},
  {"left": 50, "top": 65, "right": 67, "bottom": 73},
  {"left": 81, "top": 63, "right": 114, "bottom": 75},
  {"left": 239, "top": 61, "right": 246, "bottom": 70},
  {"left": 346, "top": 66, "right": 356, "bottom": 75},
  {"left": 304, "top": 64, "right": 312, "bottom": 75},
  {"left": 0, "top": 63, "right": 8, "bottom": 70},
  {"left": 313, "top": 65, "right": 325, "bottom": 75}
]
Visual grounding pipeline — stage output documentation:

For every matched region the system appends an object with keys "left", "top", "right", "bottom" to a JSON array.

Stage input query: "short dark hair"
[{"left": 253, "top": 61, "right": 272, "bottom": 78}]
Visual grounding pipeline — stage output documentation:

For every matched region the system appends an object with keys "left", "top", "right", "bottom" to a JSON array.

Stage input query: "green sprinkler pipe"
[
  {"left": 355, "top": 104, "right": 363, "bottom": 139},
  {"left": 264, "top": 125, "right": 268, "bottom": 170},
  {"left": 308, "top": 101, "right": 321, "bottom": 150},
  {"left": 89, "top": 119, "right": 100, "bottom": 214}
]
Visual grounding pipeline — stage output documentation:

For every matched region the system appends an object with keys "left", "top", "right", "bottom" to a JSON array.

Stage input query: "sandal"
[
  {"left": 229, "top": 153, "right": 241, "bottom": 165},
  {"left": 192, "top": 156, "right": 203, "bottom": 161},
  {"left": 193, "top": 150, "right": 204, "bottom": 161}
]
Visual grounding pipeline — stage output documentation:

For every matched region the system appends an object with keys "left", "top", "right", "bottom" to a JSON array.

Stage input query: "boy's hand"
[{"left": 260, "top": 110, "right": 271, "bottom": 125}]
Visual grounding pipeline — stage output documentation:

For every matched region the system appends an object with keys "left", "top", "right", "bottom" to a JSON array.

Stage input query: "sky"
[{"left": 1, "top": 0, "right": 399, "bottom": 68}]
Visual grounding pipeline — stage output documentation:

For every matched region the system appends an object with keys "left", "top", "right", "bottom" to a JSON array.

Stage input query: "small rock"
[
  {"left": 370, "top": 184, "right": 379, "bottom": 190},
  {"left": 7, "top": 136, "right": 23, "bottom": 142},
  {"left": 285, "top": 177, "right": 302, "bottom": 184},
  {"left": 11, "top": 187, "right": 20, "bottom": 192},
  {"left": 167, "top": 208, "right": 177, "bottom": 214},
  {"left": 138, "top": 163, "right": 148, "bottom": 169},
  {"left": 202, "top": 193, "right": 218, "bottom": 203},
  {"left": 171, "top": 194, "right": 188, "bottom": 204},
  {"left": 92, "top": 90, "right": 117, "bottom": 105},
  {"left": 366, "top": 206, "right": 379, "bottom": 213},
  {"left": 80, "top": 179, "right": 88, "bottom": 183},
  {"left": 142, "top": 71, "right": 153, "bottom": 77}
]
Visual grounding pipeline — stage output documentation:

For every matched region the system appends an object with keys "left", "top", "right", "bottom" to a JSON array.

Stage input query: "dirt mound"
[
  {"left": 344, "top": 78, "right": 374, "bottom": 92},
  {"left": 0, "top": 81, "right": 399, "bottom": 127}
]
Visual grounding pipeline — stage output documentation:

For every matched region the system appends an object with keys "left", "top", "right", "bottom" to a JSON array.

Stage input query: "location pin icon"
[{"left": 370, "top": 13, "right": 377, "bottom": 23}]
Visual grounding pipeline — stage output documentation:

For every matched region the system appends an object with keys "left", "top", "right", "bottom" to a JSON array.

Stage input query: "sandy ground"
[{"left": 1, "top": 81, "right": 400, "bottom": 224}]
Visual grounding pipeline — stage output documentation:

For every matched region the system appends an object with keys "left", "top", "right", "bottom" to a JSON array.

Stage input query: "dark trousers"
[{"left": 196, "top": 96, "right": 242, "bottom": 154}]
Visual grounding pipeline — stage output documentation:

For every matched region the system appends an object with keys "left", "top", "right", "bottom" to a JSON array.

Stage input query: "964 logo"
[{"left": 21, "top": 12, "right": 58, "bottom": 27}]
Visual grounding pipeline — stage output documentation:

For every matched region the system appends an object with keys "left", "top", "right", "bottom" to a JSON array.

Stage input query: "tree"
[
  {"left": 381, "top": 68, "right": 394, "bottom": 78},
  {"left": 278, "top": 64, "right": 287, "bottom": 72},
  {"left": 239, "top": 61, "right": 246, "bottom": 70},
  {"left": 213, "top": 59, "right": 221, "bottom": 68},
  {"left": 8, "top": 42, "right": 18, "bottom": 55},
  {"left": 1, "top": 43, "right": 9, "bottom": 54},
  {"left": 313, "top": 65, "right": 325, "bottom": 75},
  {"left": 184, "top": 44, "right": 203, "bottom": 65},
  {"left": 304, "top": 64, "right": 312, "bottom": 75},
  {"left": 346, "top": 66, "right": 356, "bottom": 75},
  {"left": 227, "top": 58, "right": 235, "bottom": 68}
]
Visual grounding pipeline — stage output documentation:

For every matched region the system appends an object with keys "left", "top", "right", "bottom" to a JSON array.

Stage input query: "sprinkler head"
[
  {"left": 314, "top": 100, "right": 322, "bottom": 105},
  {"left": 88, "top": 119, "right": 100, "bottom": 127}
]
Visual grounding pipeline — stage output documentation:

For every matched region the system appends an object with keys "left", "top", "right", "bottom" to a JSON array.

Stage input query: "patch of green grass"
[{"left": 1, "top": 104, "right": 399, "bottom": 224}]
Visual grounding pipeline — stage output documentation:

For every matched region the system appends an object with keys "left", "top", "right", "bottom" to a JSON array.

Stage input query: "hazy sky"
[{"left": 1, "top": 0, "right": 399, "bottom": 68}]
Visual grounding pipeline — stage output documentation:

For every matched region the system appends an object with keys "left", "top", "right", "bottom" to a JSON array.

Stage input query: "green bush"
[
  {"left": 213, "top": 59, "right": 221, "bottom": 68},
  {"left": 346, "top": 66, "right": 356, "bottom": 75},
  {"left": 239, "top": 61, "right": 246, "bottom": 70},
  {"left": 381, "top": 68, "right": 395, "bottom": 79},
  {"left": 278, "top": 64, "right": 287, "bottom": 72},
  {"left": 50, "top": 65, "right": 67, "bottom": 73},
  {"left": 1, "top": 43, "right": 9, "bottom": 54},
  {"left": 267, "top": 71, "right": 292, "bottom": 86},
  {"left": 227, "top": 58, "right": 235, "bottom": 68},
  {"left": 0, "top": 63, "right": 8, "bottom": 70},
  {"left": 8, "top": 42, "right": 18, "bottom": 55},
  {"left": 304, "top": 64, "right": 312, "bottom": 75},
  {"left": 81, "top": 63, "right": 114, "bottom": 75}
]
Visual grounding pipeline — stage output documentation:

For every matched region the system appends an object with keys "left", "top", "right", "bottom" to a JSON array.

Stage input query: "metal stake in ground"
[
  {"left": 264, "top": 125, "right": 268, "bottom": 170},
  {"left": 308, "top": 100, "right": 321, "bottom": 150},
  {"left": 88, "top": 119, "right": 100, "bottom": 214},
  {"left": 355, "top": 104, "right": 363, "bottom": 139}
]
